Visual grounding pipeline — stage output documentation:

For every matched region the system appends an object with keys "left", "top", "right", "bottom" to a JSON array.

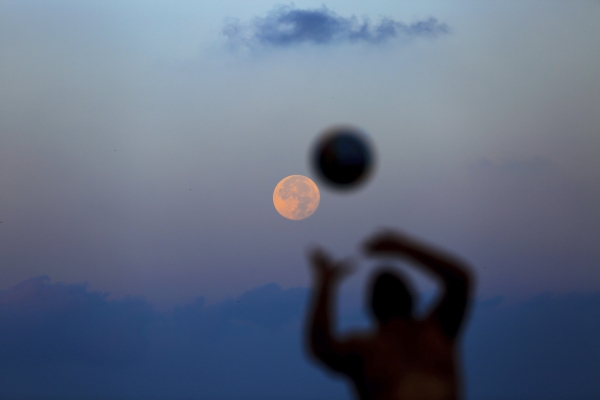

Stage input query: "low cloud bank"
[
  {"left": 0, "top": 277, "right": 153, "bottom": 367},
  {"left": 0, "top": 277, "right": 599, "bottom": 399},
  {"left": 466, "top": 293, "right": 600, "bottom": 399},
  {"left": 223, "top": 6, "right": 449, "bottom": 48}
]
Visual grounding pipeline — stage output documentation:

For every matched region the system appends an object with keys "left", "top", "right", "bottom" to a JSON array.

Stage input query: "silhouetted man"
[{"left": 307, "top": 230, "right": 472, "bottom": 400}]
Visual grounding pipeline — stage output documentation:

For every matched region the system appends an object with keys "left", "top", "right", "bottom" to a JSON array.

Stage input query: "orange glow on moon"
[{"left": 273, "top": 175, "right": 320, "bottom": 220}]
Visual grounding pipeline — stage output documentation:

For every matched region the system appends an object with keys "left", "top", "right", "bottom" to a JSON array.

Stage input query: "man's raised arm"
[
  {"left": 306, "top": 248, "right": 356, "bottom": 372},
  {"left": 364, "top": 230, "right": 473, "bottom": 339}
]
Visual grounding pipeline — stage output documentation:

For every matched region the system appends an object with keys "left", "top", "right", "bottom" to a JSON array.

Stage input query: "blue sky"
[{"left": 0, "top": 1, "right": 599, "bottom": 398}]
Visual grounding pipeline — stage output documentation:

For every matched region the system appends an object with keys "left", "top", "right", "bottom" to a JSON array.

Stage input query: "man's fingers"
[
  {"left": 306, "top": 246, "right": 357, "bottom": 281},
  {"left": 362, "top": 229, "right": 415, "bottom": 257},
  {"left": 363, "top": 230, "right": 399, "bottom": 251},
  {"left": 307, "top": 246, "right": 335, "bottom": 272}
]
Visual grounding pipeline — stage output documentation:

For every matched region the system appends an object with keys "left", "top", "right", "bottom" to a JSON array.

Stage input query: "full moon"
[{"left": 273, "top": 175, "right": 320, "bottom": 220}]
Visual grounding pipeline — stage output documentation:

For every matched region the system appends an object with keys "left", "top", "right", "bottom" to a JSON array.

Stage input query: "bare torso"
[{"left": 342, "top": 318, "right": 459, "bottom": 400}]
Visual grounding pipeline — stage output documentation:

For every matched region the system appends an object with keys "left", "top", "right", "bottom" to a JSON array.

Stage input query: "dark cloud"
[
  {"left": 0, "top": 278, "right": 327, "bottom": 399},
  {"left": 465, "top": 292, "right": 600, "bottom": 399},
  {"left": 173, "top": 283, "right": 307, "bottom": 340},
  {"left": 1, "top": 277, "right": 600, "bottom": 399},
  {"left": 223, "top": 6, "right": 450, "bottom": 47},
  {"left": 0, "top": 277, "right": 154, "bottom": 367}
]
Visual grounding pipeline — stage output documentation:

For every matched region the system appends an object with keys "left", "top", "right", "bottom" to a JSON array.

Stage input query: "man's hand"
[
  {"left": 363, "top": 229, "right": 414, "bottom": 255},
  {"left": 308, "top": 247, "right": 355, "bottom": 283}
]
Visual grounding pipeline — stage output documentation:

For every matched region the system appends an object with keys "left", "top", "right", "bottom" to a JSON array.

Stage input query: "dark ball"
[{"left": 311, "top": 126, "right": 375, "bottom": 189}]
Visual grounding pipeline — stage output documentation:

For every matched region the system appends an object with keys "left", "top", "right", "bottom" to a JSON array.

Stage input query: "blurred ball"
[{"left": 311, "top": 126, "right": 375, "bottom": 189}]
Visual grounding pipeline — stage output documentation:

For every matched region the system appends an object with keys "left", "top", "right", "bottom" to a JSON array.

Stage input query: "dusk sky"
[{"left": 0, "top": 1, "right": 599, "bottom": 399}]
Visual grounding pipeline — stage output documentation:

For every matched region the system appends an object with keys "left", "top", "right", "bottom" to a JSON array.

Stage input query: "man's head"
[{"left": 369, "top": 269, "right": 413, "bottom": 323}]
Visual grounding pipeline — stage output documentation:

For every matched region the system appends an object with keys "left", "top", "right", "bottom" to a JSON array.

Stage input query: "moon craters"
[{"left": 273, "top": 175, "right": 320, "bottom": 220}]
